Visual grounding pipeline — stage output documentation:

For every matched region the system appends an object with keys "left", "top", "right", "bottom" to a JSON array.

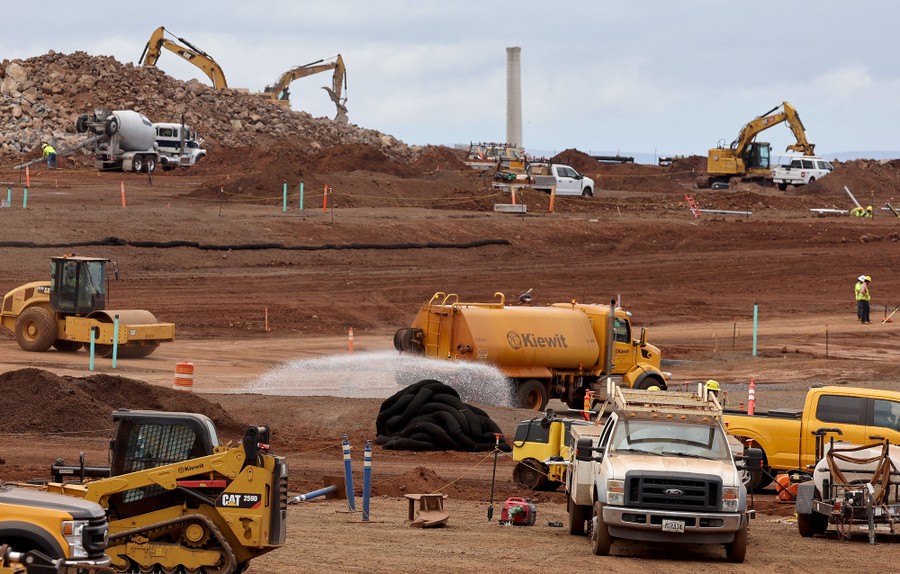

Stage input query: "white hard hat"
[{"left": 858, "top": 275, "right": 867, "bottom": 281}]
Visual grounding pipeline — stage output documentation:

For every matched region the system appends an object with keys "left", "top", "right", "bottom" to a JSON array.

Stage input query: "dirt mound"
[
  {"left": 311, "top": 143, "right": 416, "bottom": 177},
  {"left": 802, "top": 159, "right": 900, "bottom": 202},
  {"left": 0, "top": 368, "right": 245, "bottom": 436},
  {"left": 371, "top": 465, "right": 464, "bottom": 498},
  {"left": 411, "top": 145, "right": 468, "bottom": 172},
  {"left": 550, "top": 149, "right": 602, "bottom": 174}
]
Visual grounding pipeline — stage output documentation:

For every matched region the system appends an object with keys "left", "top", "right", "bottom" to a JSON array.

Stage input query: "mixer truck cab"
[
  {"left": 394, "top": 292, "right": 668, "bottom": 411},
  {"left": 153, "top": 122, "right": 206, "bottom": 169}
]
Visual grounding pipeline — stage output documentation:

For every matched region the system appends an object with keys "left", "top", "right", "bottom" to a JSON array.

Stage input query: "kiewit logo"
[
  {"left": 179, "top": 463, "right": 204, "bottom": 474},
  {"left": 507, "top": 331, "right": 568, "bottom": 350}
]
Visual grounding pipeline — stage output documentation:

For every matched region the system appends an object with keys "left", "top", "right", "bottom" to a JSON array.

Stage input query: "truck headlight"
[
  {"left": 722, "top": 487, "right": 739, "bottom": 512},
  {"left": 606, "top": 479, "right": 625, "bottom": 506},
  {"left": 62, "top": 520, "right": 88, "bottom": 559}
]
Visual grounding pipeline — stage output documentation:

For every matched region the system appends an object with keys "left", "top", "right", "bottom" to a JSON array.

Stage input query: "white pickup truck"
[
  {"left": 772, "top": 156, "right": 833, "bottom": 190},
  {"left": 527, "top": 163, "right": 596, "bottom": 196},
  {"left": 566, "top": 384, "right": 759, "bottom": 563}
]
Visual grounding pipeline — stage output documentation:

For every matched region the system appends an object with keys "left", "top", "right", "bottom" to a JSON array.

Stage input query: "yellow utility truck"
[
  {"left": 723, "top": 385, "right": 900, "bottom": 490},
  {"left": 0, "top": 485, "right": 110, "bottom": 572},
  {"left": 1, "top": 255, "right": 174, "bottom": 358},
  {"left": 39, "top": 409, "right": 288, "bottom": 574},
  {"left": 394, "top": 292, "right": 668, "bottom": 410}
]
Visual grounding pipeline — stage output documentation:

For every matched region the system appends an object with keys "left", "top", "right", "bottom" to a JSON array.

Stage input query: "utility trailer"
[{"left": 795, "top": 439, "right": 900, "bottom": 542}]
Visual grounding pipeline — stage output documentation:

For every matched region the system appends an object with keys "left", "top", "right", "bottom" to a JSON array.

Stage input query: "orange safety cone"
[
  {"left": 747, "top": 379, "right": 756, "bottom": 415},
  {"left": 174, "top": 362, "right": 194, "bottom": 392},
  {"left": 348, "top": 327, "right": 354, "bottom": 354},
  {"left": 582, "top": 390, "right": 593, "bottom": 421}
]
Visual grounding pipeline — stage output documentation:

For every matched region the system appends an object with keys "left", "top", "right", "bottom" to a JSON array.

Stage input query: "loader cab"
[{"left": 49, "top": 256, "right": 106, "bottom": 315}]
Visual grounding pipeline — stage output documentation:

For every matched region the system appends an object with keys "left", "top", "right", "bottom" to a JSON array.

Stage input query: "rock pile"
[{"left": 0, "top": 51, "right": 412, "bottom": 162}]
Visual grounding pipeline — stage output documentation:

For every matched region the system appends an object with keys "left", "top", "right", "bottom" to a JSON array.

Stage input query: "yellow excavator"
[
  {"left": 262, "top": 54, "right": 348, "bottom": 123},
  {"left": 139, "top": 26, "right": 228, "bottom": 90},
  {"left": 705, "top": 101, "right": 815, "bottom": 187}
]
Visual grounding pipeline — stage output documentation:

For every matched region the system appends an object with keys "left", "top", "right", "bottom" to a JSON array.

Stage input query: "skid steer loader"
[
  {"left": 35, "top": 409, "right": 288, "bottom": 574},
  {"left": 0, "top": 255, "right": 174, "bottom": 358}
]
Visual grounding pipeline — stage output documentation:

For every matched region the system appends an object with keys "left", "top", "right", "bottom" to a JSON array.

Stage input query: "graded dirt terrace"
[{"left": 0, "top": 155, "right": 899, "bottom": 573}]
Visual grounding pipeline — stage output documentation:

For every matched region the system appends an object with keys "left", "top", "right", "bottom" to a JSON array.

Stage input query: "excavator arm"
[
  {"left": 730, "top": 101, "right": 814, "bottom": 156},
  {"left": 265, "top": 54, "right": 348, "bottom": 122},
  {"left": 139, "top": 26, "right": 228, "bottom": 90}
]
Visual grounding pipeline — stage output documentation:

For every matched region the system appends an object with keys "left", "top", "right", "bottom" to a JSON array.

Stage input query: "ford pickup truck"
[
  {"left": 723, "top": 385, "right": 900, "bottom": 490},
  {"left": 772, "top": 156, "right": 833, "bottom": 190},
  {"left": 527, "top": 163, "right": 596, "bottom": 196},
  {"left": 567, "top": 384, "right": 757, "bottom": 563}
]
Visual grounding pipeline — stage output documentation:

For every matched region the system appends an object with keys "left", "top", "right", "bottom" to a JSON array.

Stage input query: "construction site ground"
[{"left": 1, "top": 150, "right": 899, "bottom": 572}]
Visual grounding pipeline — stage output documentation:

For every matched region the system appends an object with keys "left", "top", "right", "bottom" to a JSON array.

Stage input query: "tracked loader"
[
  {"left": 35, "top": 409, "right": 288, "bottom": 574},
  {"left": 0, "top": 255, "right": 174, "bottom": 358}
]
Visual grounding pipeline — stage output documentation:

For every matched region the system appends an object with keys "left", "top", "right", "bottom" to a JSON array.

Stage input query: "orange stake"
[
  {"left": 323, "top": 185, "right": 328, "bottom": 213},
  {"left": 348, "top": 327, "right": 354, "bottom": 354},
  {"left": 549, "top": 185, "right": 556, "bottom": 213},
  {"left": 120, "top": 181, "right": 126, "bottom": 208},
  {"left": 25, "top": 166, "right": 30, "bottom": 188}
]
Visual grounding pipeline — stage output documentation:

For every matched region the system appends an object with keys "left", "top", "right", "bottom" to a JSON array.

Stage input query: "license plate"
[{"left": 662, "top": 519, "right": 685, "bottom": 533}]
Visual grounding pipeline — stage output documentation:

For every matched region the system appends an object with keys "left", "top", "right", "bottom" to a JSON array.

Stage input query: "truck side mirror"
[
  {"left": 575, "top": 437, "right": 595, "bottom": 462},
  {"left": 740, "top": 447, "right": 763, "bottom": 476},
  {"left": 639, "top": 327, "right": 647, "bottom": 347}
]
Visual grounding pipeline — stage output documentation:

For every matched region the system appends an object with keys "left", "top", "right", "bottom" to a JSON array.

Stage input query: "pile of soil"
[{"left": 0, "top": 368, "right": 245, "bottom": 436}]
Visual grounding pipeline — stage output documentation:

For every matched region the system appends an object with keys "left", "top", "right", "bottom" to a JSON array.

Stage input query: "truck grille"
[
  {"left": 84, "top": 515, "right": 109, "bottom": 557},
  {"left": 626, "top": 472, "right": 721, "bottom": 512}
]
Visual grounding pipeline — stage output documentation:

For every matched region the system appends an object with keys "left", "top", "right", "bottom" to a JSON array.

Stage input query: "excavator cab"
[
  {"left": 48, "top": 256, "right": 106, "bottom": 315},
  {"left": 742, "top": 141, "right": 771, "bottom": 171}
]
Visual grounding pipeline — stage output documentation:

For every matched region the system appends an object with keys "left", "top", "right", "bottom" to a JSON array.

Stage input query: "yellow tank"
[{"left": 394, "top": 292, "right": 667, "bottom": 411}]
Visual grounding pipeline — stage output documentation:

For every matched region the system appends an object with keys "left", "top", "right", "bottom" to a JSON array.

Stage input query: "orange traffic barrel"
[{"left": 174, "top": 362, "right": 194, "bottom": 392}]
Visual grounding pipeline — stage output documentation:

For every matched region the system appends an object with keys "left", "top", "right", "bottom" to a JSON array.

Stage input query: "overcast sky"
[{"left": 3, "top": 1, "right": 898, "bottom": 160}]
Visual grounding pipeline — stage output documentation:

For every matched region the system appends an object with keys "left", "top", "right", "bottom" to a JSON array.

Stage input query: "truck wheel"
[
  {"left": 76, "top": 114, "right": 88, "bottom": 134},
  {"left": 105, "top": 116, "right": 119, "bottom": 136},
  {"left": 132, "top": 155, "right": 144, "bottom": 173},
  {"left": 591, "top": 501, "right": 612, "bottom": 556},
  {"left": 777, "top": 182, "right": 788, "bottom": 191},
  {"left": 15, "top": 307, "right": 57, "bottom": 352},
  {"left": 567, "top": 497, "right": 588, "bottom": 535},
  {"left": 513, "top": 459, "right": 548, "bottom": 490},
  {"left": 635, "top": 376, "right": 664, "bottom": 390},
  {"left": 516, "top": 379, "right": 549, "bottom": 411},
  {"left": 725, "top": 516, "right": 748, "bottom": 563},
  {"left": 144, "top": 156, "right": 157, "bottom": 173},
  {"left": 744, "top": 443, "right": 774, "bottom": 491},
  {"left": 797, "top": 512, "right": 828, "bottom": 537},
  {"left": 581, "top": 187, "right": 593, "bottom": 197},
  {"left": 808, "top": 177, "right": 816, "bottom": 184}
]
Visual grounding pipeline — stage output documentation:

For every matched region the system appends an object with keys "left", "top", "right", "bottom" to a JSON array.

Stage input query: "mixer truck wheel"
[
  {"left": 105, "top": 116, "right": 119, "bottom": 136},
  {"left": 76, "top": 114, "right": 88, "bottom": 133},
  {"left": 15, "top": 307, "right": 57, "bottom": 352},
  {"left": 144, "top": 156, "right": 157, "bottom": 173},
  {"left": 516, "top": 379, "right": 549, "bottom": 411},
  {"left": 132, "top": 155, "right": 145, "bottom": 173}
]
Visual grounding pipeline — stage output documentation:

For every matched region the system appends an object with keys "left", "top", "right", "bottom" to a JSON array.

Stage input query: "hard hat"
[
  {"left": 705, "top": 380, "right": 721, "bottom": 391},
  {"left": 858, "top": 275, "right": 867, "bottom": 282},
  {"left": 865, "top": 275, "right": 872, "bottom": 281},
  {"left": 646, "top": 386, "right": 661, "bottom": 392},
  {"left": 866, "top": 205, "right": 873, "bottom": 210}
]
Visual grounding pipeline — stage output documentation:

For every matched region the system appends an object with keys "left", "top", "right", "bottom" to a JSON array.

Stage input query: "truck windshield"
[{"left": 610, "top": 420, "right": 731, "bottom": 461}]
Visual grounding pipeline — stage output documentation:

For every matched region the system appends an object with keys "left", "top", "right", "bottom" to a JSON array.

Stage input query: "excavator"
[
  {"left": 262, "top": 54, "right": 349, "bottom": 123},
  {"left": 705, "top": 101, "right": 815, "bottom": 187},
  {"left": 139, "top": 26, "right": 228, "bottom": 90}
]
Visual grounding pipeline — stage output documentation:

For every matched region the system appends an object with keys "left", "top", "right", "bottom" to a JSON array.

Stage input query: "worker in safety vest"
[
  {"left": 41, "top": 143, "right": 57, "bottom": 169},
  {"left": 855, "top": 275, "right": 872, "bottom": 324}
]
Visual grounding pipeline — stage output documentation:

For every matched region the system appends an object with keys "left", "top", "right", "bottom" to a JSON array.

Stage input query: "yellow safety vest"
[
  {"left": 855, "top": 282, "right": 870, "bottom": 301},
  {"left": 42, "top": 145, "right": 56, "bottom": 157}
]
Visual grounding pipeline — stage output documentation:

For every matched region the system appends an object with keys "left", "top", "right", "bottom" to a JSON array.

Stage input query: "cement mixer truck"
[
  {"left": 74, "top": 109, "right": 205, "bottom": 172},
  {"left": 394, "top": 292, "right": 668, "bottom": 411}
]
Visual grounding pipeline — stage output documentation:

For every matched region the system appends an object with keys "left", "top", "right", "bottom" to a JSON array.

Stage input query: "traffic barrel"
[{"left": 174, "top": 362, "right": 194, "bottom": 392}]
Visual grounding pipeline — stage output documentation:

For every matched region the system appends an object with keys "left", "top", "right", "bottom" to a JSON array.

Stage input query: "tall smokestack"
[{"left": 506, "top": 46, "right": 522, "bottom": 148}]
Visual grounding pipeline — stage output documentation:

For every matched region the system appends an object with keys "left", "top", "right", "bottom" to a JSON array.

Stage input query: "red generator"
[{"left": 500, "top": 497, "right": 536, "bottom": 526}]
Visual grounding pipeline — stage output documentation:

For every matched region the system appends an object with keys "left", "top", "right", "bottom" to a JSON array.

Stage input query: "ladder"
[{"left": 684, "top": 194, "right": 701, "bottom": 217}]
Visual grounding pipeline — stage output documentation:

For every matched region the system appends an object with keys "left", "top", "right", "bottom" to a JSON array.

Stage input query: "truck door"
[
  {"left": 610, "top": 317, "right": 633, "bottom": 373},
  {"left": 866, "top": 398, "right": 900, "bottom": 444},
  {"left": 556, "top": 166, "right": 579, "bottom": 195},
  {"left": 803, "top": 394, "right": 868, "bottom": 465}
]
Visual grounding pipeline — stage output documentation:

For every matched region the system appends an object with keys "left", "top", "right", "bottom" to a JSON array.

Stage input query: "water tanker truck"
[
  {"left": 393, "top": 292, "right": 668, "bottom": 410},
  {"left": 74, "top": 108, "right": 205, "bottom": 172}
]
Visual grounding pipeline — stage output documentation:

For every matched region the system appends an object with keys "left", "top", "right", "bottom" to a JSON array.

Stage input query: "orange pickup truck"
[{"left": 722, "top": 385, "right": 900, "bottom": 489}]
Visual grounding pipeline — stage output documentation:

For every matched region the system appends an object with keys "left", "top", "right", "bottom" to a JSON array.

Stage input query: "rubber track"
[{"left": 0, "top": 236, "right": 511, "bottom": 251}]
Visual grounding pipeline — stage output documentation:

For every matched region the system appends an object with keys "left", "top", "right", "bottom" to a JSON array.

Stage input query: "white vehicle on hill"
[
  {"left": 772, "top": 156, "right": 833, "bottom": 190},
  {"left": 527, "top": 163, "right": 596, "bottom": 196}
]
